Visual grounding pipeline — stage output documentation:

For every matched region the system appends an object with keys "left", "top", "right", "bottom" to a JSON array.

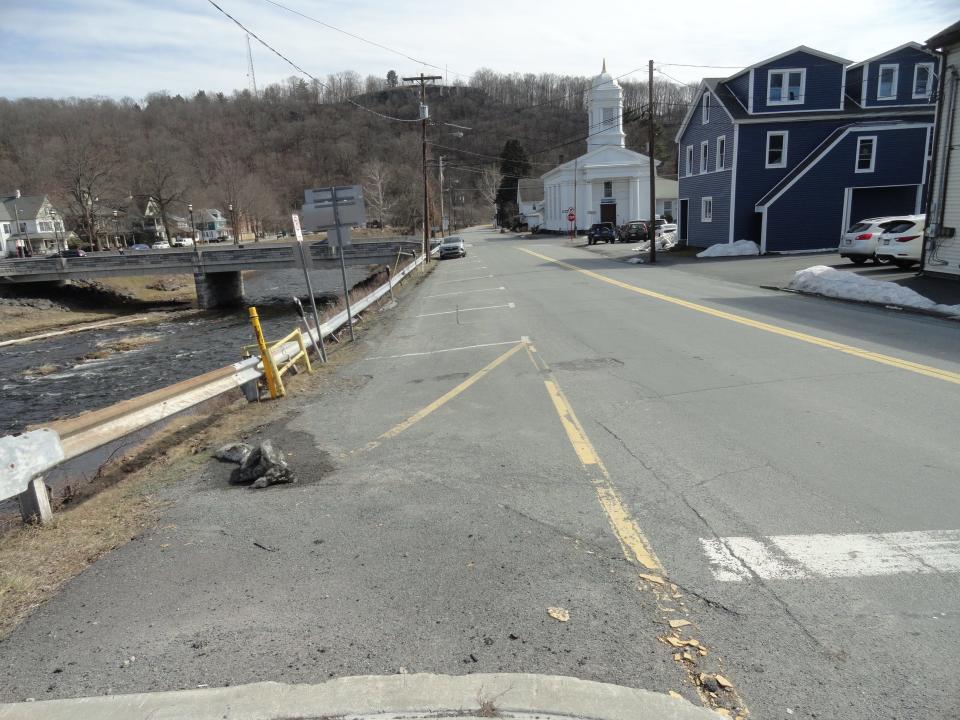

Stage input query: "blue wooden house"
[{"left": 676, "top": 44, "right": 937, "bottom": 252}]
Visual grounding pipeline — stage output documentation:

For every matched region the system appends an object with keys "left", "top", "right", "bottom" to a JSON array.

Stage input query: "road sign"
[
  {"left": 301, "top": 184, "right": 366, "bottom": 232},
  {"left": 292, "top": 213, "right": 304, "bottom": 243},
  {"left": 567, "top": 211, "right": 576, "bottom": 222}
]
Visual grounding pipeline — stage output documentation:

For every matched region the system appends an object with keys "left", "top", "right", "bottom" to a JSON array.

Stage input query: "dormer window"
[
  {"left": 767, "top": 69, "right": 805, "bottom": 105},
  {"left": 877, "top": 64, "right": 898, "bottom": 100},
  {"left": 913, "top": 63, "right": 934, "bottom": 99},
  {"left": 702, "top": 93, "right": 711, "bottom": 124}
]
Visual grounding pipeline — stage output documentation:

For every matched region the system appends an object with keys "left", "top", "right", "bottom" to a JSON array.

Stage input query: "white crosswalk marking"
[{"left": 701, "top": 530, "right": 960, "bottom": 581}]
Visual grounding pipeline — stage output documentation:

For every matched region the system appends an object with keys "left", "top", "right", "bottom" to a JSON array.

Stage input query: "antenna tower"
[{"left": 246, "top": 34, "right": 258, "bottom": 97}]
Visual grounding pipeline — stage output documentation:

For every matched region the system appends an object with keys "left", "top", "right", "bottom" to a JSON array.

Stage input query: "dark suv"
[
  {"left": 618, "top": 221, "right": 650, "bottom": 243},
  {"left": 587, "top": 223, "right": 617, "bottom": 245}
]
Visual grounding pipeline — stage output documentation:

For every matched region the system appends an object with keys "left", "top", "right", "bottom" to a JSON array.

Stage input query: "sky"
[{"left": 3, "top": 0, "right": 957, "bottom": 99}]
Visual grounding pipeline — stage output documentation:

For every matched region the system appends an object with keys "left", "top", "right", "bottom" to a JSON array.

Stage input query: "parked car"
[
  {"left": 619, "top": 221, "right": 650, "bottom": 243},
  {"left": 129, "top": 243, "right": 151, "bottom": 251},
  {"left": 838, "top": 216, "right": 907, "bottom": 264},
  {"left": 152, "top": 240, "right": 171, "bottom": 249},
  {"left": 587, "top": 223, "right": 617, "bottom": 244},
  {"left": 438, "top": 236, "right": 466, "bottom": 259},
  {"left": 874, "top": 215, "right": 925, "bottom": 269},
  {"left": 56, "top": 248, "right": 86, "bottom": 258},
  {"left": 659, "top": 222, "right": 678, "bottom": 235},
  {"left": 172, "top": 237, "right": 194, "bottom": 247}
]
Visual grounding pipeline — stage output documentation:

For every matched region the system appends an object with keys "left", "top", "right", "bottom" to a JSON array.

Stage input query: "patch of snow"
[
  {"left": 626, "top": 257, "right": 645, "bottom": 264},
  {"left": 696, "top": 240, "right": 760, "bottom": 258},
  {"left": 787, "top": 265, "right": 960, "bottom": 316}
]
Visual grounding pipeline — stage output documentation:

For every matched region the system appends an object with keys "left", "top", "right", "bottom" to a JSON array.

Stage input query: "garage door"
[{"left": 849, "top": 186, "right": 918, "bottom": 226}]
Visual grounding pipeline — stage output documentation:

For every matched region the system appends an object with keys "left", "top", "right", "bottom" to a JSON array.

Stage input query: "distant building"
[
  {"left": 676, "top": 44, "right": 936, "bottom": 252},
  {"left": 540, "top": 62, "right": 657, "bottom": 231},
  {"left": 517, "top": 179, "right": 544, "bottom": 230},
  {"left": 194, "top": 208, "right": 231, "bottom": 242},
  {"left": 922, "top": 20, "right": 960, "bottom": 279},
  {"left": 0, "top": 192, "right": 67, "bottom": 257},
  {"left": 655, "top": 177, "right": 679, "bottom": 221}
]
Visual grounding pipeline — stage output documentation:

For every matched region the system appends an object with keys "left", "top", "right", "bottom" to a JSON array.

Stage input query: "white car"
[
  {"left": 875, "top": 215, "right": 925, "bottom": 269},
  {"left": 151, "top": 240, "right": 171, "bottom": 249},
  {"left": 658, "top": 222, "right": 678, "bottom": 235},
  {"left": 839, "top": 216, "right": 906, "bottom": 264}
]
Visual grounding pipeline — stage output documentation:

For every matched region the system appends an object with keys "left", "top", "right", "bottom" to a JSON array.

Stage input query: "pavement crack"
[{"left": 597, "top": 420, "right": 834, "bottom": 656}]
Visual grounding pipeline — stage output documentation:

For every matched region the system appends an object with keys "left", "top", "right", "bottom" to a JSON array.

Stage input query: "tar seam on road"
[{"left": 518, "top": 248, "right": 960, "bottom": 386}]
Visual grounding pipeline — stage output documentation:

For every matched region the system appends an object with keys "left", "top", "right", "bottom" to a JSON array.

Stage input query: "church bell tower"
[{"left": 587, "top": 59, "right": 626, "bottom": 152}]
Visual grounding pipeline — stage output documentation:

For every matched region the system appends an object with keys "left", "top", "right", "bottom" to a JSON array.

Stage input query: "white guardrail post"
[{"left": 0, "top": 251, "right": 426, "bottom": 525}]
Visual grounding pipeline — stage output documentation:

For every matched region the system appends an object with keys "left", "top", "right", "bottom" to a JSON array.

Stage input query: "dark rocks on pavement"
[
  {"left": 231, "top": 439, "right": 297, "bottom": 489},
  {"left": 215, "top": 442, "right": 253, "bottom": 464}
]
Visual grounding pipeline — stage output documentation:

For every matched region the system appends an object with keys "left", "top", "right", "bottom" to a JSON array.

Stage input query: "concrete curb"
[{"left": 0, "top": 673, "right": 720, "bottom": 720}]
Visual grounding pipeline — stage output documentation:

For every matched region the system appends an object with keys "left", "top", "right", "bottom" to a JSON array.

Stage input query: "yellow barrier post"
[{"left": 248, "top": 306, "right": 283, "bottom": 399}]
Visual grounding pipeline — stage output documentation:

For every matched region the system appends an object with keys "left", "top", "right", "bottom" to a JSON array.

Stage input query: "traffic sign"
[
  {"left": 567, "top": 211, "right": 576, "bottom": 222},
  {"left": 292, "top": 213, "right": 304, "bottom": 243}
]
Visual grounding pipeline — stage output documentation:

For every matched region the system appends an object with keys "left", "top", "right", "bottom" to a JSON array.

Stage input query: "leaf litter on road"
[{"left": 547, "top": 607, "right": 569, "bottom": 622}]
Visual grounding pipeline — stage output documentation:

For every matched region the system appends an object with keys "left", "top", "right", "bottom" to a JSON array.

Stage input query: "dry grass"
[
  {"left": 80, "top": 333, "right": 160, "bottom": 361},
  {"left": 20, "top": 363, "right": 60, "bottom": 378},
  {"left": 0, "top": 308, "right": 115, "bottom": 339},
  {"left": 95, "top": 275, "right": 196, "bottom": 304}
]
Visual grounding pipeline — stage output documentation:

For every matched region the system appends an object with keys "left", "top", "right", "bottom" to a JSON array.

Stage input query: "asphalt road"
[{"left": 2, "top": 228, "right": 959, "bottom": 718}]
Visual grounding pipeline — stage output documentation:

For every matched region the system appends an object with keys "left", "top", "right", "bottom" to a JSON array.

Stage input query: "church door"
[{"left": 600, "top": 202, "right": 616, "bottom": 224}]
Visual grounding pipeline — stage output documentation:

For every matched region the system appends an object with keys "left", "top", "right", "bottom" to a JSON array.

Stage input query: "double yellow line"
[{"left": 519, "top": 248, "right": 960, "bottom": 385}]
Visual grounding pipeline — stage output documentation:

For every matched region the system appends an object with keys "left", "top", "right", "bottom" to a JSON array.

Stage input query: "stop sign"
[{"left": 567, "top": 211, "right": 576, "bottom": 222}]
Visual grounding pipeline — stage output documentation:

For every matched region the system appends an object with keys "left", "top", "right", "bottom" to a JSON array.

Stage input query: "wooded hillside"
[{"left": 0, "top": 69, "right": 696, "bottom": 237}]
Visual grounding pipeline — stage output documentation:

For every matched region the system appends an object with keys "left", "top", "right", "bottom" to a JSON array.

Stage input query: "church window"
[
  {"left": 602, "top": 106, "right": 616, "bottom": 128},
  {"left": 603, "top": 181, "right": 613, "bottom": 197}
]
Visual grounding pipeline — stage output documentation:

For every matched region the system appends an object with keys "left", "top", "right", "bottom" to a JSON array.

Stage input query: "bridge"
[{"left": 0, "top": 238, "right": 422, "bottom": 308}]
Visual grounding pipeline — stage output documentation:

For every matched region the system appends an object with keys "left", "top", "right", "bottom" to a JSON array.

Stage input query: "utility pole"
[
  {"left": 438, "top": 155, "right": 445, "bottom": 238},
  {"left": 648, "top": 59, "right": 657, "bottom": 265},
  {"left": 403, "top": 72, "right": 442, "bottom": 261}
]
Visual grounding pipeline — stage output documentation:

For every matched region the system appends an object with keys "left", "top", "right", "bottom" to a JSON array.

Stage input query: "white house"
[
  {"left": 541, "top": 61, "right": 657, "bottom": 231},
  {"left": 517, "top": 179, "right": 544, "bottom": 229},
  {"left": 922, "top": 19, "right": 960, "bottom": 279},
  {"left": 1, "top": 192, "right": 67, "bottom": 257},
  {"left": 655, "top": 177, "right": 679, "bottom": 221}
]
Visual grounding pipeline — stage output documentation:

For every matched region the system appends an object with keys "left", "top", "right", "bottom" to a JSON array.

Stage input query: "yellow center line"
[
  {"left": 529, "top": 343, "right": 662, "bottom": 572},
  {"left": 519, "top": 247, "right": 960, "bottom": 385}
]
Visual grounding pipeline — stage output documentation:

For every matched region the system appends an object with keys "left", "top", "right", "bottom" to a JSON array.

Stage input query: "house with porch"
[
  {"left": 676, "top": 44, "right": 937, "bottom": 252},
  {"left": 0, "top": 192, "right": 67, "bottom": 257}
]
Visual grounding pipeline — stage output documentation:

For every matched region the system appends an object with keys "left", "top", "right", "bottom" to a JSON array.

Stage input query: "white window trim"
[
  {"left": 700, "top": 141, "right": 709, "bottom": 173},
  {"left": 877, "top": 63, "right": 899, "bottom": 100},
  {"left": 854, "top": 135, "right": 877, "bottom": 173},
  {"left": 701, "top": 197, "right": 713, "bottom": 223},
  {"left": 765, "top": 131, "right": 789, "bottom": 169},
  {"left": 912, "top": 62, "right": 934, "bottom": 99},
  {"left": 766, "top": 68, "right": 806, "bottom": 106},
  {"left": 702, "top": 93, "right": 711, "bottom": 124},
  {"left": 686, "top": 145, "right": 694, "bottom": 177},
  {"left": 716, "top": 135, "right": 726, "bottom": 171}
]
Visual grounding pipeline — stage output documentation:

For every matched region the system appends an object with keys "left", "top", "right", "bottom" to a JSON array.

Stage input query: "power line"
[
  {"left": 205, "top": 0, "right": 422, "bottom": 123},
  {"left": 258, "top": 0, "right": 473, "bottom": 80}
]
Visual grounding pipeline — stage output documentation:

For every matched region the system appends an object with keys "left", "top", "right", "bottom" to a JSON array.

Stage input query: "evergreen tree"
[
  {"left": 495, "top": 139, "right": 530, "bottom": 225},
  {"left": 386, "top": 70, "right": 398, "bottom": 88}
]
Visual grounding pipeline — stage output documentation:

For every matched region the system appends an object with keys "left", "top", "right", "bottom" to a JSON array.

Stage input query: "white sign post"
[{"left": 291, "top": 213, "right": 327, "bottom": 362}]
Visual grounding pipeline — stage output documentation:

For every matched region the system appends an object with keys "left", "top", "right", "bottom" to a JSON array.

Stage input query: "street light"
[
  {"left": 50, "top": 208, "right": 63, "bottom": 251},
  {"left": 112, "top": 209, "right": 122, "bottom": 249},
  {"left": 229, "top": 203, "right": 237, "bottom": 244},
  {"left": 188, "top": 203, "right": 197, "bottom": 247}
]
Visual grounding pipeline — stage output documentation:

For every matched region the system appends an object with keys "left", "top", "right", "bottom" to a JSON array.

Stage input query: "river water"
[{"left": 0, "top": 266, "right": 377, "bottom": 435}]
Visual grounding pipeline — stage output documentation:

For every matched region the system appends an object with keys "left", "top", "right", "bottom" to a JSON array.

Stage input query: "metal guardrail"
[{"left": 0, "top": 249, "right": 426, "bottom": 524}]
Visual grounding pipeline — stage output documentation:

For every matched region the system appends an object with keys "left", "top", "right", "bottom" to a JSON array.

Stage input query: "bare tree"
[
  {"left": 52, "top": 123, "right": 118, "bottom": 250},
  {"left": 362, "top": 160, "right": 392, "bottom": 227},
  {"left": 477, "top": 165, "right": 501, "bottom": 208},
  {"left": 135, "top": 132, "right": 190, "bottom": 244}
]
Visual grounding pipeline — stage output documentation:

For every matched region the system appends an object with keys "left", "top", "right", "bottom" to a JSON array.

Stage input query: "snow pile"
[
  {"left": 633, "top": 232, "right": 678, "bottom": 255},
  {"left": 626, "top": 256, "right": 645, "bottom": 264},
  {"left": 696, "top": 240, "right": 760, "bottom": 258},
  {"left": 788, "top": 265, "right": 960, "bottom": 316}
]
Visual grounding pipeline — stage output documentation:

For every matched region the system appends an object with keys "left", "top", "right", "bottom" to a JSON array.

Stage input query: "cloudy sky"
[{"left": 5, "top": 0, "right": 957, "bottom": 99}]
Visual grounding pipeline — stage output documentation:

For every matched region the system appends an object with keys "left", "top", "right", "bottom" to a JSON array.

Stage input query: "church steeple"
[{"left": 587, "top": 60, "right": 625, "bottom": 151}]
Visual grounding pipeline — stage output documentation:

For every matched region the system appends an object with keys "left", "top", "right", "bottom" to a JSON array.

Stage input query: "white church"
[{"left": 537, "top": 62, "right": 660, "bottom": 232}]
